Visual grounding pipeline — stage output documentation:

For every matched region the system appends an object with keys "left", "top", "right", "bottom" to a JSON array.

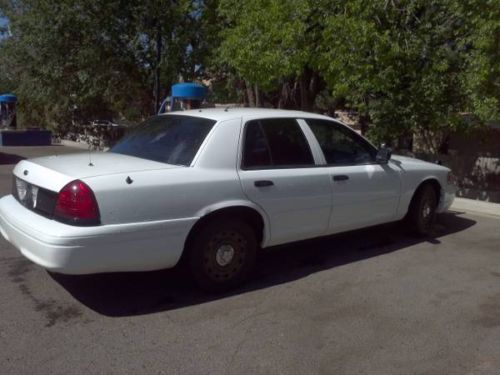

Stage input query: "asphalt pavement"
[{"left": 1, "top": 146, "right": 500, "bottom": 375}]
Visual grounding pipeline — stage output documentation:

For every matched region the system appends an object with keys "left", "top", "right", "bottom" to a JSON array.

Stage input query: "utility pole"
[{"left": 154, "top": 21, "right": 162, "bottom": 114}]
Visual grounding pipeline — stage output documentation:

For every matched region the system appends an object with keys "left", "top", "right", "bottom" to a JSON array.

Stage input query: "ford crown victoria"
[{"left": 0, "top": 108, "right": 455, "bottom": 290}]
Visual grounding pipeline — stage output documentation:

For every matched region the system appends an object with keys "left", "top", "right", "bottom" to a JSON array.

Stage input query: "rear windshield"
[{"left": 110, "top": 115, "right": 216, "bottom": 166}]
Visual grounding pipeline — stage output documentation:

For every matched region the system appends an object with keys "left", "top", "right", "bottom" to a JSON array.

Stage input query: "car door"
[
  {"left": 304, "top": 118, "right": 401, "bottom": 234},
  {"left": 237, "top": 118, "right": 332, "bottom": 246}
]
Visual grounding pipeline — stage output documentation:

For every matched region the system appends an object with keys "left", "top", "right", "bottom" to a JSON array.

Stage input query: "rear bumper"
[{"left": 0, "top": 195, "right": 197, "bottom": 274}]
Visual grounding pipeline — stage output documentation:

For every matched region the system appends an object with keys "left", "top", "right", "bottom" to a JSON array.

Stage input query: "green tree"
[
  {"left": 215, "top": 0, "right": 498, "bottom": 150},
  {"left": 216, "top": 0, "right": 328, "bottom": 110},
  {"left": 1, "top": 0, "right": 497, "bottom": 147},
  {"left": 317, "top": 0, "right": 499, "bottom": 150},
  {"left": 0, "top": 0, "right": 213, "bottom": 129},
  {"left": 462, "top": 0, "right": 500, "bottom": 123}
]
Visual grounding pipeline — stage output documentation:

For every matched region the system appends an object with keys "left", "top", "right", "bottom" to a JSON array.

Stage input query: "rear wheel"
[
  {"left": 407, "top": 184, "right": 438, "bottom": 236},
  {"left": 188, "top": 219, "right": 257, "bottom": 292}
]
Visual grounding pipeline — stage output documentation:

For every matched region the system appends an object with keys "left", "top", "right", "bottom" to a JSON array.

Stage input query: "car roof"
[{"left": 160, "top": 107, "right": 336, "bottom": 122}]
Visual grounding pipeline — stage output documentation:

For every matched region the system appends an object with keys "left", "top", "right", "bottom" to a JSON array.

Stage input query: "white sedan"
[{"left": 0, "top": 108, "right": 455, "bottom": 290}]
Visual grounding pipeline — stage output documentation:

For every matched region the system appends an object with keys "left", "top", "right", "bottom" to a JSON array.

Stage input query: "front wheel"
[
  {"left": 188, "top": 219, "right": 257, "bottom": 292},
  {"left": 406, "top": 184, "right": 438, "bottom": 236}
]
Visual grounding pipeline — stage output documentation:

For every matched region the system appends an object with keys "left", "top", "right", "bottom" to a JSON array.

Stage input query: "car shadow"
[
  {"left": 50, "top": 212, "right": 476, "bottom": 317},
  {"left": 0, "top": 152, "right": 26, "bottom": 165}
]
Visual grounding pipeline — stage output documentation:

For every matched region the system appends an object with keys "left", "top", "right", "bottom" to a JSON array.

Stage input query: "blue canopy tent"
[
  {"left": 0, "top": 93, "right": 52, "bottom": 146},
  {"left": 0, "top": 93, "right": 17, "bottom": 103},
  {"left": 158, "top": 83, "right": 207, "bottom": 114}
]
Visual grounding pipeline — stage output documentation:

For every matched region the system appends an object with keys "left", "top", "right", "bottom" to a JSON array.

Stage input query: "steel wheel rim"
[
  {"left": 203, "top": 230, "right": 247, "bottom": 282},
  {"left": 215, "top": 244, "right": 235, "bottom": 266},
  {"left": 421, "top": 193, "right": 436, "bottom": 227}
]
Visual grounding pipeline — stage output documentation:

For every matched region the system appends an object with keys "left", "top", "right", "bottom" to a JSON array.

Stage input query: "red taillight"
[{"left": 54, "top": 180, "right": 100, "bottom": 225}]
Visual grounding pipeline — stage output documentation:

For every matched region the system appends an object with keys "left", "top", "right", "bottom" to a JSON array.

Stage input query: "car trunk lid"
[
  {"left": 11, "top": 152, "right": 182, "bottom": 223},
  {"left": 12, "top": 152, "right": 181, "bottom": 193}
]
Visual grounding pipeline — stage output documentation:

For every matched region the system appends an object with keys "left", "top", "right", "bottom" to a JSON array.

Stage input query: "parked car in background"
[{"left": 0, "top": 108, "right": 455, "bottom": 291}]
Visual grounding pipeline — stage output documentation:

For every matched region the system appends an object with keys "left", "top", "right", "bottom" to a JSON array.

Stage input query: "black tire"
[
  {"left": 188, "top": 219, "right": 257, "bottom": 292},
  {"left": 406, "top": 184, "right": 438, "bottom": 236}
]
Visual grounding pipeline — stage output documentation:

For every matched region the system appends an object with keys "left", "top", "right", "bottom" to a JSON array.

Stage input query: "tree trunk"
[
  {"left": 359, "top": 115, "right": 369, "bottom": 136},
  {"left": 298, "top": 68, "right": 322, "bottom": 111},
  {"left": 278, "top": 82, "right": 291, "bottom": 109},
  {"left": 298, "top": 73, "right": 311, "bottom": 111},
  {"left": 154, "top": 22, "right": 162, "bottom": 114},
  {"left": 254, "top": 85, "right": 261, "bottom": 107},
  {"left": 245, "top": 80, "right": 255, "bottom": 107},
  {"left": 359, "top": 96, "right": 370, "bottom": 135}
]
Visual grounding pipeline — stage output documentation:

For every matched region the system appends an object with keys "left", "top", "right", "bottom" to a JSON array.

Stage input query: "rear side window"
[
  {"left": 306, "top": 119, "right": 376, "bottom": 165},
  {"left": 242, "top": 118, "right": 314, "bottom": 169},
  {"left": 110, "top": 115, "right": 216, "bottom": 166}
]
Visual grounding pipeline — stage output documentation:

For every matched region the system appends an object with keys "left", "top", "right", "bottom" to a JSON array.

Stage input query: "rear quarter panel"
[
  {"left": 82, "top": 117, "right": 252, "bottom": 226},
  {"left": 83, "top": 168, "right": 247, "bottom": 224}
]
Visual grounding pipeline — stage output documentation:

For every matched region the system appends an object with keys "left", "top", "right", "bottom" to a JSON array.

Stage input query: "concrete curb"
[{"left": 450, "top": 197, "right": 500, "bottom": 218}]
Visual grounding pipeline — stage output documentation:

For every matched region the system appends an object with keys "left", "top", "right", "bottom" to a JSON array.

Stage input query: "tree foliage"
[
  {"left": 0, "top": 0, "right": 212, "bottom": 129},
  {"left": 463, "top": 0, "right": 500, "bottom": 123},
  {"left": 0, "top": 0, "right": 498, "bottom": 149},
  {"left": 316, "top": 0, "right": 498, "bottom": 148},
  {"left": 216, "top": 0, "right": 499, "bottom": 149},
  {"left": 216, "top": 0, "right": 328, "bottom": 110}
]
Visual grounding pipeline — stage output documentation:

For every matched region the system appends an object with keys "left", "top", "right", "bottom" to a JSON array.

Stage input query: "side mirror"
[{"left": 376, "top": 144, "right": 392, "bottom": 164}]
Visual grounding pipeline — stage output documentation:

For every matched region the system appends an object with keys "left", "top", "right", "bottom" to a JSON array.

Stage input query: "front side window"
[
  {"left": 306, "top": 119, "right": 376, "bottom": 165},
  {"left": 110, "top": 115, "right": 216, "bottom": 166},
  {"left": 242, "top": 118, "right": 314, "bottom": 169}
]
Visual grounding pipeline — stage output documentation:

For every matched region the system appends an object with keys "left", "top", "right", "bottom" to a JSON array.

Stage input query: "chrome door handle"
[
  {"left": 333, "top": 175, "right": 349, "bottom": 181},
  {"left": 254, "top": 180, "right": 274, "bottom": 187}
]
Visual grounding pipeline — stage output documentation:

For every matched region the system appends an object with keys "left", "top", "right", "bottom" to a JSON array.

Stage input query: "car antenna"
[
  {"left": 88, "top": 145, "right": 94, "bottom": 167},
  {"left": 224, "top": 106, "right": 230, "bottom": 112}
]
